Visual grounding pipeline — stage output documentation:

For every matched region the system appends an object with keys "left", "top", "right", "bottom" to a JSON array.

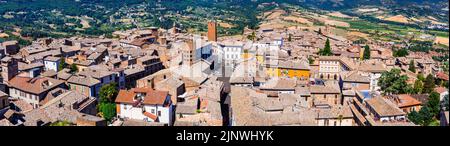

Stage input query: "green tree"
[
  {"left": 98, "top": 82, "right": 119, "bottom": 103},
  {"left": 413, "top": 80, "right": 423, "bottom": 94},
  {"left": 407, "top": 110, "right": 422, "bottom": 125},
  {"left": 58, "top": 57, "right": 66, "bottom": 71},
  {"left": 423, "top": 74, "right": 435, "bottom": 93},
  {"left": 363, "top": 45, "right": 370, "bottom": 60},
  {"left": 70, "top": 64, "right": 78, "bottom": 74},
  {"left": 419, "top": 106, "right": 434, "bottom": 126},
  {"left": 404, "top": 85, "right": 415, "bottom": 94},
  {"left": 308, "top": 56, "right": 314, "bottom": 65},
  {"left": 426, "top": 92, "right": 441, "bottom": 117},
  {"left": 319, "top": 38, "right": 332, "bottom": 56},
  {"left": 408, "top": 92, "right": 442, "bottom": 126},
  {"left": 417, "top": 73, "right": 425, "bottom": 82},
  {"left": 98, "top": 103, "right": 116, "bottom": 122},
  {"left": 50, "top": 121, "right": 73, "bottom": 126},
  {"left": 393, "top": 48, "right": 409, "bottom": 57},
  {"left": 247, "top": 31, "right": 256, "bottom": 41},
  {"left": 408, "top": 60, "right": 416, "bottom": 73},
  {"left": 378, "top": 68, "right": 410, "bottom": 95},
  {"left": 97, "top": 83, "right": 119, "bottom": 122}
]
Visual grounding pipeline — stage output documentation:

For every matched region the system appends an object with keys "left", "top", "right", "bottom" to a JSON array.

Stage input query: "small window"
[
  {"left": 151, "top": 109, "right": 155, "bottom": 114},
  {"left": 158, "top": 111, "right": 161, "bottom": 117}
]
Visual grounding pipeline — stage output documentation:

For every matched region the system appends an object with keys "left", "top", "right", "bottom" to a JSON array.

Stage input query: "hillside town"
[{"left": 0, "top": 22, "right": 448, "bottom": 126}]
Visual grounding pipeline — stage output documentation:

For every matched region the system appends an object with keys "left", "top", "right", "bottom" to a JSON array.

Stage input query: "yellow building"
[
  {"left": 241, "top": 53, "right": 253, "bottom": 60},
  {"left": 255, "top": 49, "right": 265, "bottom": 64},
  {"left": 265, "top": 60, "right": 310, "bottom": 79},
  {"left": 255, "top": 55, "right": 265, "bottom": 64}
]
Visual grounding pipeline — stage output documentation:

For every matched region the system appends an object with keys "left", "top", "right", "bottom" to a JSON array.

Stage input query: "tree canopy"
[
  {"left": 319, "top": 38, "right": 332, "bottom": 56},
  {"left": 408, "top": 92, "right": 441, "bottom": 126},
  {"left": 426, "top": 92, "right": 441, "bottom": 117},
  {"left": 363, "top": 45, "right": 370, "bottom": 60},
  {"left": 247, "top": 31, "right": 256, "bottom": 41},
  {"left": 393, "top": 48, "right": 409, "bottom": 57},
  {"left": 408, "top": 60, "right": 416, "bottom": 73},
  {"left": 308, "top": 56, "right": 315, "bottom": 65},
  {"left": 413, "top": 80, "right": 423, "bottom": 94},
  {"left": 97, "top": 82, "right": 119, "bottom": 122},
  {"left": 417, "top": 73, "right": 425, "bottom": 82},
  {"left": 49, "top": 121, "right": 73, "bottom": 126},
  {"left": 99, "top": 82, "right": 119, "bottom": 103},
  {"left": 423, "top": 74, "right": 436, "bottom": 94},
  {"left": 58, "top": 57, "right": 66, "bottom": 71},
  {"left": 98, "top": 102, "right": 116, "bottom": 122},
  {"left": 378, "top": 68, "right": 410, "bottom": 95},
  {"left": 70, "top": 64, "right": 78, "bottom": 74}
]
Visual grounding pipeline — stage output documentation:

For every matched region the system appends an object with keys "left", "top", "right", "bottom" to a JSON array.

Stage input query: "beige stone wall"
[
  {"left": 317, "top": 118, "right": 353, "bottom": 126},
  {"left": 312, "top": 93, "right": 342, "bottom": 105}
]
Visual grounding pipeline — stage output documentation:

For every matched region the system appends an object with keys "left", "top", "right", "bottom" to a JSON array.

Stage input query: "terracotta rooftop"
[
  {"left": 366, "top": 97, "right": 406, "bottom": 117},
  {"left": 115, "top": 88, "right": 169, "bottom": 105},
  {"left": 358, "top": 60, "right": 388, "bottom": 73},
  {"left": 9, "top": 76, "right": 65, "bottom": 95},
  {"left": 385, "top": 94, "right": 422, "bottom": 108},
  {"left": 67, "top": 75, "right": 100, "bottom": 87},
  {"left": 316, "top": 105, "right": 354, "bottom": 119},
  {"left": 436, "top": 72, "right": 449, "bottom": 81},
  {"left": 79, "top": 69, "right": 114, "bottom": 79},
  {"left": 44, "top": 56, "right": 61, "bottom": 62},
  {"left": 434, "top": 87, "right": 448, "bottom": 94},
  {"left": 341, "top": 71, "right": 370, "bottom": 83},
  {"left": 260, "top": 78, "right": 297, "bottom": 90},
  {"left": 310, "top": 85, "right": 340, "bottom": 94},
  {"left": 143, "top": 112, "right": 158, "bottom": 121},
  {"left": 18, "top": 62, "right": 44, "bottom": 71}
]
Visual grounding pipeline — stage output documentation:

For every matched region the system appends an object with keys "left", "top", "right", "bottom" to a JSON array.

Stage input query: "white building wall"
[
  {"left": 223, "top": 46, "right": 242, "bottom": 61},
  {"left": 118, "top": 103, "right": 171, "bottom": 124},
  {"left": 157, "top": 105, "right": 171, "bottom": 124},
  {"left": 370, "top": 73, "right": 382, "bottom": 92},
  {"left": 119, "top": 104, "right": 147, "bottom": 120},
  {"left": 44, "top": 61, "right": 59, "bottom": 72},
  {"left": 440, "top": 92, "right": 448, "bottom": 101},
  {"left": 120, "top": 43, "right": 141, "bottom": 49},
  {"left": 269, "top": 45, "right": 280, "bottom": 51},
  {"left": 319, "top": 61, "right": 340, "bottom": 73},
  {"left": 9, "top": 88, "right": 39, "bottom": 108},
  {"left": 252, "top": 43, "right": 269, "bottom": 49}
]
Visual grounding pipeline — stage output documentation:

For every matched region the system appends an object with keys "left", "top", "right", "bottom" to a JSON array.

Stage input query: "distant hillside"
[
  {"left": 297, "top": 0, "right": 448, "bottom": 21},
  {"left": 0, "top": 0, "right": 447, "bottom": 40}
]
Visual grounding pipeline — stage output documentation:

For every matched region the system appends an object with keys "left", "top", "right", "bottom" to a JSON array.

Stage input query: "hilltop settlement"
[{"left": 0, "top": 21, "right": 448, "bottom": 126}]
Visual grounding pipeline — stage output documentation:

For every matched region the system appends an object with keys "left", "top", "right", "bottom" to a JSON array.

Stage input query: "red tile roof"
[
  {"left": 396, "top": 94, "right": 422, "bottom": 108},
  {"left": 9, "top": 76, "right": 65, "bottom": 95},
  {"left": 115, "top": 87, "right": 169, "bottom": 105},
  {"left": 434, "top": 87, "right": 448, "bottom": 94},
  {"left": 436, "top": 72, "right": 449, "bottom": 81},
  {"left": 143, "top": 112, "right": 158, "bottom": 121}
]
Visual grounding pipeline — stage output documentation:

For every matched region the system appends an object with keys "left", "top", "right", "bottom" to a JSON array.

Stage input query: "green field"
[{"left": 329, "top": 16, "right": 449, "bottom": 42}]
